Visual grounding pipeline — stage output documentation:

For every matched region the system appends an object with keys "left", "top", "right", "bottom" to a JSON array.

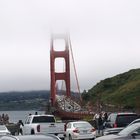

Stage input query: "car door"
[{"left": 22, "top": 116, "right": 32, "bottom": 134}]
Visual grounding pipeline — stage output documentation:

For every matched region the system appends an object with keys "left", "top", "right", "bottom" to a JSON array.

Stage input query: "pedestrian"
[
  {"left": 5, "top": 114, "right": 9, "bottom": 124},
  {"left": 103, "top": 112, "right": 108, "bottom": 122},
  {"left": 17, "top": 120, "right": 24, "bottom": 135},
  {"left": 0, "top": 115, "right": 3, "bottom": 124},
  {"left": 92, "top": 114, "right": 97, "bottom": 129},
  {"left": 2, "top": 114, "right": 4, "bottom": 122},
  {"left": 35, "top": 112, "right": 38, "bottom": 115},
  {"left": 97, "top": 113, "right": 103, "bottom": 136}
]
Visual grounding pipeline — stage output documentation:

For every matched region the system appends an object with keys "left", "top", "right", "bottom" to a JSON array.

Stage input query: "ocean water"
[{"left": 0, "top": 110, "right": 45, "bottom": 123}]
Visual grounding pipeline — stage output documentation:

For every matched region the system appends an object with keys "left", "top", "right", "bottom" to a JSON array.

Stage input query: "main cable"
[{"left": 68, "top": 33, "right": 82, "bottom": 101}]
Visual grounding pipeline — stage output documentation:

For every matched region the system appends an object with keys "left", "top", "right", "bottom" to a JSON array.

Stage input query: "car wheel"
[{"left": 69, "top": 135, "right": 72, "bottom": 140}]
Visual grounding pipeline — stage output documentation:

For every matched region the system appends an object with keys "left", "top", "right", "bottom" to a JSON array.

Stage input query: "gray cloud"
[{"left": 0, "top": 0, "right": 140, "bottom": 92}]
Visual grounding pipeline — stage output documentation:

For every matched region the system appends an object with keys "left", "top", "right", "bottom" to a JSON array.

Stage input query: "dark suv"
[{"left": 105, "top": 112, "right": 139, "bottom": 128}]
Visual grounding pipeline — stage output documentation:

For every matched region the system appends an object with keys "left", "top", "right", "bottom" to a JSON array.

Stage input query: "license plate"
[{"left": 82, "top": 130, "right": 87, "bottom": 133}]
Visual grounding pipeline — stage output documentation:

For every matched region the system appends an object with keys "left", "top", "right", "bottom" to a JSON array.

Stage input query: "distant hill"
[
  {"left": 0, "top": 90, "right": 50, "bottom": 111},
  {"left": 82, "top": 68, "right": 140, "bottom": 111},
  {"left": 0, "top": 90, "right": 80, "bottom": 111}
]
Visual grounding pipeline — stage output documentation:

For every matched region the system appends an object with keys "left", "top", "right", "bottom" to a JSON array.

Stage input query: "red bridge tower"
[{"left": 50, "top": 35, "right": 71, "bottom": 106}]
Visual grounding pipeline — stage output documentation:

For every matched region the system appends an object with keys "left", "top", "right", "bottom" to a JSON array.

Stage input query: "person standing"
[
  {"left": 97, "top": 113, "right": 103, "bottom": 136},
  {"left": 35, "top": 112, "right": 38, "bottom": 115},
  {"left": 17, "top": 120, "right": 24, "bottom": 135}
]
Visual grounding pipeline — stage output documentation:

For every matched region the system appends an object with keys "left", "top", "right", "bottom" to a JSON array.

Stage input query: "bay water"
[{"left": 0, "top": 110, "right": 45, "bottom": 123}]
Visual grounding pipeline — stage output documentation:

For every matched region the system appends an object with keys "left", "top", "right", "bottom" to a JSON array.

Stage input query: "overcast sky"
[{"left": 0, "top": 0, "right": 140, "bottom": 92}]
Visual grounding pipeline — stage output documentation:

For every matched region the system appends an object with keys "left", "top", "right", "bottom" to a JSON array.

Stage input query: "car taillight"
[
  {"left": 90, "top": 128, "right": 96, "bottom": 132},
  {"left": 73, "top": 129, "right": 79, "bottom": 133},
  {"left": 37, "top": 125, "right": 40, "bottom": 132},
  {"left": 113, "top": 123, "right": 117, "bottom": 128}
]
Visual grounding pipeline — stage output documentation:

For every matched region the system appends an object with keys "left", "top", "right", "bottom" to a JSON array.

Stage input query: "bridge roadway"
[{"left": 53, "top": 95, "right": 94, "bottom": 120}]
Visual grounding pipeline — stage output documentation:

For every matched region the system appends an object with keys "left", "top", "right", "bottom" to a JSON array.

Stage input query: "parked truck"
[{"left": 22, "top": 114, "right": 65, "bottom": 138}]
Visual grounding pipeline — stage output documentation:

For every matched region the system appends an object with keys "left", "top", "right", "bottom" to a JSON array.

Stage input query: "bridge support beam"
[{"left": 50, "top": 35, "right": 71, "bottom": 106}]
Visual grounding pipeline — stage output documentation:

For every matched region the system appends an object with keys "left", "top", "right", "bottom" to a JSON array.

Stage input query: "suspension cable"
[{"left": 68, "top": 34, "right": 82, "bottom": 101}]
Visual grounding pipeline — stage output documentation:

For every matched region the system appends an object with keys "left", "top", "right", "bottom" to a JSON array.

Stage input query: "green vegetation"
[
  {"left": 82, "top": 68, "right": 140, "bottom": 111},
  {"left": 0, "top": 90, "right": 80, "bottom": 111},
  {"left": 0, "top": 90, "right": 50, "bottom": 110},
  {"left": 1, "top": 69, "right": 140, "bottom": 112}
]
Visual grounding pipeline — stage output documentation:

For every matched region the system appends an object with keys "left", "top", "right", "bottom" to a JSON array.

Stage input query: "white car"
[
  {"left": 65, "top": 121, "right": 96, "bottom": 140},
  {"left": 22, "top": 114, "right": 65, "bottom": 139},
  {"left": 0, "top": 125, "right": 11, "bottom": 137},
  {"left": 0, "top": 134, "right": 61, "bottom": 140}
]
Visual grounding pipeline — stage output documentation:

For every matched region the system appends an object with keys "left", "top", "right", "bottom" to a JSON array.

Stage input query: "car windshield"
[
  {"left": 32, "top": 116, "right": 55, "bottom": 123},
  {"left": 117, "top": 115, "right": 138, "bottom": 124},
  {"left": 0, "top": 125, "right": 6, "bottom": 130},
  {"left": 73, "top": 122, "right": 91, "bottom": 128},
  {"left": 118, "top": 124, "right": 139, "bottom": 136}
]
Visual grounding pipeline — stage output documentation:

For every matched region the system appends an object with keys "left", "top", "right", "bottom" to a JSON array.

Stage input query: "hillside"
[
  {"left": 82, "top": 68, "right": 140, "bottom": 111},
  {"left": 0, "top": 90, "right": 80, "bottom": 111},
  {"left": 0, "top": 90, "right": 50, "bottom": 110}
]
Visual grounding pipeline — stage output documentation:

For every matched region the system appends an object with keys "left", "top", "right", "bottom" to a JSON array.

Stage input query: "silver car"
[
  {"left": 103, "top": 127, "right": 124, "bottom": 135},
  {"left": 95, "top": 122, "right": 140, "bottom": 140},
  {"left": 0, "top": 134, "right": 61, "bottom": 140},
  {"left": 65, "top": 121, "right": 96, "bottom": 140},
  {"left": 128, "top": 118, "right": 140, "bottom": 126}
]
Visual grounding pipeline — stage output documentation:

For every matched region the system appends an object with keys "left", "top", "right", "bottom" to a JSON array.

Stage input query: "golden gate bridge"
[{"left": 49, "top": 34, "right": 93, "bottom": 120}]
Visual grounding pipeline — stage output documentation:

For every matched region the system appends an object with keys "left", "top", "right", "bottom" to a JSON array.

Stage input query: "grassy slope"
[{"left": 82, "top": 68, "right": 140, "bottom": 109}]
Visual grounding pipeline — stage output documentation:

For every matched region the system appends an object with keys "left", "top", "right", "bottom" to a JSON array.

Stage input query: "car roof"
[
  {"left": 17, "top": 134, "right": 59, "bottom": 139},
  {"left": 132, "top": 118, "right": 140, "bottom": 121},
  {"left": 30, "top": 114, "right": 54, "bottom": 117},
  {"left": 128, "top": 118, "right": 140, "bottom": 125},
  {"left": 1, "top": 134, "right": 60, "bottom": 140},
  {"left": 130, "top": 122, "right": 140, "bottom": 126},
  {"left": 70, "top": 121, "right": 89, "bottom": 124},
  {"left": 110, "top": 112, "right": 137, "bottom": 115}
]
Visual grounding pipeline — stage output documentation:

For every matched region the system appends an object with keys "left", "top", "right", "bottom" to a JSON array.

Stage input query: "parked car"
[
  {"left": 103, "top": 127, "right": 124, "bottom": 135},
  {"left": 0, "top": 134, "right": 61, "bottom": 140},
  {"left": 103, "top": 118, "right": 140, "bottom": 136},
  {"left": 95, "top": 122, "right": 140, "bottom": 140},
  {"left": 128, "top": 118, "right": 140, "bottom": 126},
  {"left": 0, "top": 125, "right": 11, "bottom": 137},
  {"left": 22, "top": 114, "right": 65, "bottom": 139},
  {"left": 104, "top": 112, "right": 139, "bottom": 128},
  {"left": 65, "top": 121, "right": 96, "bottom": 140}
]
